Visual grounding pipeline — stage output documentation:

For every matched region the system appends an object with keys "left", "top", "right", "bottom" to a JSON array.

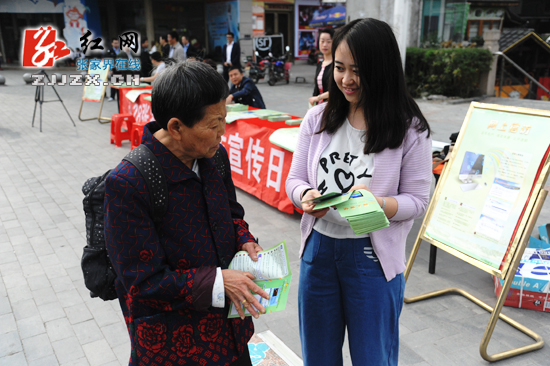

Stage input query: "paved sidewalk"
[{"left": 0, "top": 64, "right": 550, "bottom": 366}]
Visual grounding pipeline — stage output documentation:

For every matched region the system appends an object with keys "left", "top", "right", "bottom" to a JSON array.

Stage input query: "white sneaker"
[{"left": 108, "top": 97, "right": 114, "bottom": 102}]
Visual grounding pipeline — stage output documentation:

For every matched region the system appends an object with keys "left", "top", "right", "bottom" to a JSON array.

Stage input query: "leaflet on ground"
[{"left": 228, "top": 241, "right": 292, "bottom": 318}]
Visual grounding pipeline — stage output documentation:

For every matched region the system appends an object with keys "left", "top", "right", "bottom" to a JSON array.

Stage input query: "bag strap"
[
  {"left": 212, "top": 145, "right": 230, "bottom": 181},
  {"left": 122, "top": 144, "right": 227, "bottom": 227},
  {"left": 123, "top": 144, "right": 168, "bottom": 226}
]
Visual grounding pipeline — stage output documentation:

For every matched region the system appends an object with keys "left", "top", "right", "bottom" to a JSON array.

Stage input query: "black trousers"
[
  {"left": 231, "top": 346, "right": 252, "bottom": 366},
  {"left": 223, "top": 65, "right": 230, "bottom": 82},
  {"left": 110, "top": 87, "right": 118, "bottom": 99}
]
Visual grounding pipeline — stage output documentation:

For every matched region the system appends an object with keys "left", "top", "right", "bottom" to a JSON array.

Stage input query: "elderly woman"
[{"left": 104, "top": 61, "right": 268, "bottom": 366}]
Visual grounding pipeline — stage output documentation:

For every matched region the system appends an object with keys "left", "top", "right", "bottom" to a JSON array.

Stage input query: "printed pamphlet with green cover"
[
  {"left": 305, "top": 189, "right": 390, "bottom": 235},
  {"left": 228, "top": 241, "right": 292, "bottom": 318}
]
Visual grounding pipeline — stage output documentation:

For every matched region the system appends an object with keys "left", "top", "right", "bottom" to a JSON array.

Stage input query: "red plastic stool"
[
  {"left": 110, "top": 114, "right": 135, "bottom": 147},
  {"left": 130, "top": 122, "right": 147, "bottom": 150}
]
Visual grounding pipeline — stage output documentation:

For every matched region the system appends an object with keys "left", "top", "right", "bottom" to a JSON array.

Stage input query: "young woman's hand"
[
  {"left": 301, "top": 189, "right": 329, "bottom": 218},
  {"left": 308, "top": 96, "right": 317, "bottom": 106}
]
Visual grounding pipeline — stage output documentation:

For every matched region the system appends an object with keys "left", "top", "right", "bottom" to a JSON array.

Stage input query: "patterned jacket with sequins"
[{"left": 104, "top": 122, "right": 255, "bottom": 366}]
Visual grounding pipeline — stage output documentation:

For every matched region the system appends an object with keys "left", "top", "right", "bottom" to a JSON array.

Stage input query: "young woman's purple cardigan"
[{"left": 285, "top": 104, "right": 433, "bottom": 282}]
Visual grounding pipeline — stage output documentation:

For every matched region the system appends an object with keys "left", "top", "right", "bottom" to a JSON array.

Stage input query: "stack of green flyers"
[
  {"left": 227, "top": 241, "right": 292, "bottom": 318},
  {"left": 305, "top": 189, "right": 389, "bottom": 235},
  {"left": 226, "top": 103, "right": 249, "bottom": 112}
]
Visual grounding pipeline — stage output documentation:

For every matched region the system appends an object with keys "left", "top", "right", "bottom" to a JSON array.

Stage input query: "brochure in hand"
[
  {"left": 228, "top": 241, "right": 292, "bottom": 318},
  {"left": 304, "top": 189, "right": 390, "bottom": 235}
]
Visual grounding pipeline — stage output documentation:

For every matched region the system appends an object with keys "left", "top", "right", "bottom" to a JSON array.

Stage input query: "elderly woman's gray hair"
[{"left": 151, "top": 60, "right": 229, "bottom": 130}]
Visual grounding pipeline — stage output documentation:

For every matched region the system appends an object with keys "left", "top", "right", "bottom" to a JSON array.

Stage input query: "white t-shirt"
[
  {"left": 154, "top": 62, "right": 166, "bottom": 75},
  {"left": 313, "top": 119, "right": 374, "bottom": 239},
  {"left": 226, "top": 42, "right": 233, "bottom": 64}
]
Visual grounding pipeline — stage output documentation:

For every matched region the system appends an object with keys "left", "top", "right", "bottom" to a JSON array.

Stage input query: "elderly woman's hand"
[
  {"left": 242, "top": 241, "right": 263, "bottom": 261},
  {"left": 222, "top": 269, "right": 270, "bottom": 320},
  {"left": 301, "top": 188, "right": 329, "bottom": 218}
]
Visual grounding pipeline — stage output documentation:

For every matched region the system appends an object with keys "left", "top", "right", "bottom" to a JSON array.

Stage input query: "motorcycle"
[
  {"left": 267, "top": 46, "right": 291, "bottom": 86},
  {"left": 248, "top": 52, "right": 269, "bottom": 84}
]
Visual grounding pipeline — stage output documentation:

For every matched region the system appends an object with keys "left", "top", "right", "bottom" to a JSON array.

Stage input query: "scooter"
[
  {"left": 248, "top": 51, "right": 269, "bottom": 84},
  {"left": 267, "top": 46, "right": 291, "bottom": 86}
]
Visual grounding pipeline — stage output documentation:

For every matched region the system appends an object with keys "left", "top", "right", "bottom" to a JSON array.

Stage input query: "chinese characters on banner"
[
  {"left": 131, "top": 94, "right": 154, "bottom": 124},
  {"left": 221, "top": 121, "right": 296, "bottom": 214}
]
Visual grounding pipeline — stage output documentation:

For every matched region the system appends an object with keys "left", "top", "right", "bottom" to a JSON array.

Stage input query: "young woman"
[
  {"left": 308, "top": 28, "right": 334, "bottom": 106},
  {"left": 286, "top": 18, "right": 432, "bottom": 365}
]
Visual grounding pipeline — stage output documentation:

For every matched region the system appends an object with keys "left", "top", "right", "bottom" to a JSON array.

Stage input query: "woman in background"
[
  {"left": 308, "top": 28, "right": 334, "bottom": 106},
  {"left": 140, "top": 52, "right": 166, "bottom": 84}
]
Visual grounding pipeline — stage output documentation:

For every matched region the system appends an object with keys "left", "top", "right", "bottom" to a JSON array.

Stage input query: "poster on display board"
[
  {"left": 82, "top": 59, "right": 110, "bottom": 102},
  {"left": 294, "top": 1, "right": 339, "bottom": 60},
  {"left": 206, "top": 1, "right": 240, "bottom": 56},
  {"left": 423, "top": 103, "right": 550, "bottom": 276}
]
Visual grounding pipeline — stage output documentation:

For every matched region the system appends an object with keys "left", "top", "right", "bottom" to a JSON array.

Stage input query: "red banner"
[
  {"left": 132, "top": 94, "right": 154, "bottom": 123},
  {"left": 221, "top": 119, "right": 296, "bottom": 214},
  {"left": 118, "top": 87, "right": 153, "bottom": 124},
  {"left": 121, "top": 99, "right": 299, "bottom": 214}
]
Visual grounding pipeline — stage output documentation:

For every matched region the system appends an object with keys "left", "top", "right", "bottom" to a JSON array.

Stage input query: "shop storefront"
[
  {"left": 294, "top": 0, "right": 345, "bottom": 61},
  {"left": 420, "top": 0, "right": 512, "bottom": 44}
]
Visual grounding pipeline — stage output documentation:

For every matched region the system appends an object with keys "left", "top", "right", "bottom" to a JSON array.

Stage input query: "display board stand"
[
  {"left": 404, "top": 102, "right": 550, "bottom": 362},
  {"left": 78, "top": 93, "right": 110, "bottom": 123},
  {"left": 78, "top": 60, "right": 111, "bottom": 124}
]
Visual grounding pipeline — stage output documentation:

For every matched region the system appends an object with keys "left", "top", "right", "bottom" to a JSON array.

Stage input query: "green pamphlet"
[
  {"left": 268, "top": 127, "right": 300, "bottom": 152},
  {"left": 226, "top": 103, "right": 249, "bottom": 112},
  {"left": 308, "top": 190, "right": 390, "bottom": 235},
  {"left": 226, "top": 111, "right": 258, "bottom": 123},
  {"left": 228, "top": 241, "right": 292, "bottom": 318}
]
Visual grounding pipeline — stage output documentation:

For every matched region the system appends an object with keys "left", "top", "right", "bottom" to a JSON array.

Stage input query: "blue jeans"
[{"left": 299, "top": 230, "right": 405, "bottom": 366}]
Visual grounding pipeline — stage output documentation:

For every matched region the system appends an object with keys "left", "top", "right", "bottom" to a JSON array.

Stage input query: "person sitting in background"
[
  {"left": 140, "top": 52, "right": 166, "bottom": 84},
  {"left": 226, "top": 66, "right": 266, "bottom": 109},
  {"left": 203, "top": 58, "right": 218, "bottom": 71},
  {"left": 433, "top": 132, "right": 459, "bottom": 185}
]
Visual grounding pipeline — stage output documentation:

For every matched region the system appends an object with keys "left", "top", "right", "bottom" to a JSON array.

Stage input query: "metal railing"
[{"left": 493, "top": 51, "right": 550, "bottom": 99}]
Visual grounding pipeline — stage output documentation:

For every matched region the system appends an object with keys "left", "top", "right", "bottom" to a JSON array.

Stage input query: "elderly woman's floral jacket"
[{"left": 105, "top": 122, "right": 255, "bottom": 365}]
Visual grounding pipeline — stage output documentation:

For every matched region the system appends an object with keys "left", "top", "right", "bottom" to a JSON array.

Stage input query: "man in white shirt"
[
  {"left": 222, "top": 32, "right": 241, "bottom": 82},
  {"left": 167, "top": 31, "right": 186, "bottom": 62}
]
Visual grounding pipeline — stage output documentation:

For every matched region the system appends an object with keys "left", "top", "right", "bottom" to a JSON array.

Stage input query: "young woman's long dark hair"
[{"left": 320, "top": 18, "right": 430, "bottom": 154}]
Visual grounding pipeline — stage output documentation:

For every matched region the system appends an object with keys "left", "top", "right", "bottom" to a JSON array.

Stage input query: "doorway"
[{"left": 264, "top": 4, "right": 293, "bottom": 57}]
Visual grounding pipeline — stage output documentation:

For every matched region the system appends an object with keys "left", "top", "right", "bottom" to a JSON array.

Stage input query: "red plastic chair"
[
  {"left": 130, "top": 122, "right": 147, "bottom": 150},
  {"left": 110, "top": 114, "right": 135, "bottom": 147}
]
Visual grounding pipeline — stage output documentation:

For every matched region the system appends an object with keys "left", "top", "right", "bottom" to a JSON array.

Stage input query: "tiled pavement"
[{"left": 1, "top": 64, "right": 550, "bottom": 366}]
